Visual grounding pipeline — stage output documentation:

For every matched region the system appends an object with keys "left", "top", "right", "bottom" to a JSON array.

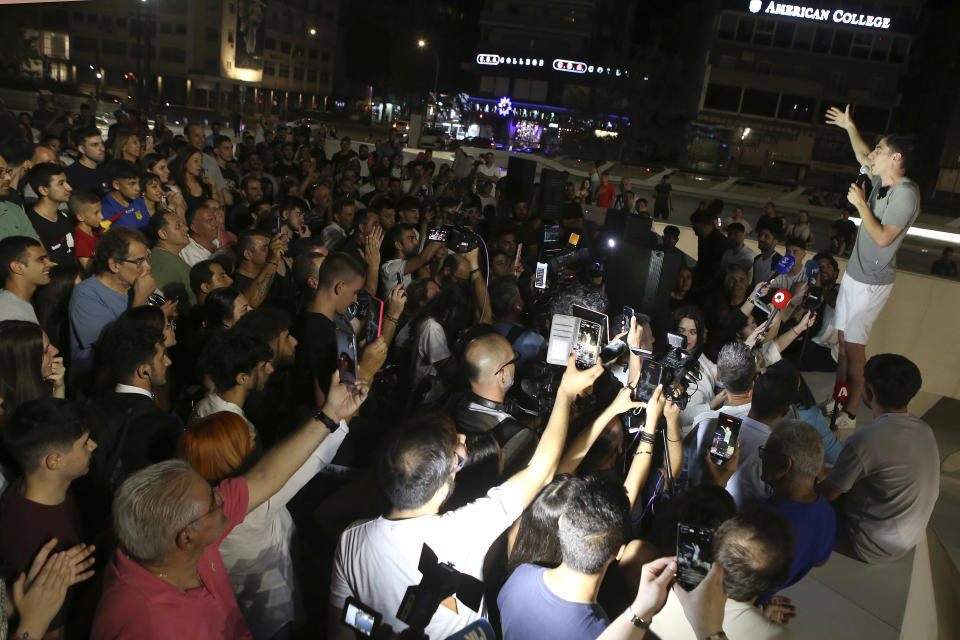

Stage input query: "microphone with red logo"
[
  {"left": 754, "top": 289, "right": 792, "bottom": 343},
  {"left": 829, "top": 382, "right": 850, "bottom": 431}
]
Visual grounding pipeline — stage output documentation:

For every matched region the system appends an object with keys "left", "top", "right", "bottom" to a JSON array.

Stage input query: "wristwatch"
[
  {"left": 313, "top": 409, "right": 338, "bottom": 431},
  {"left": 703, "top": 632, "right": 727, "bottom": 640},
  {"left": 628, "top": 607, "right": 651, "bottom": 629}
]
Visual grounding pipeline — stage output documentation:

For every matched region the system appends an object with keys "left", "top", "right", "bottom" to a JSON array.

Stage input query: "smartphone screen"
[
  {"left": 676, "top": 523, "right": 714, "bottom": 591},
  {"left": 366, "top": 295, "right": 384, "bottom": 344},
  {"left": 574, "top": 320, "right": 601, "bottom": 370},
  {"left": 633, "top": 359, "right": 663, "bottom": 402},
  {"left": 342, "top": 597, "right": 380, "bottom": 637},
  {"left": 535, "top": 262, "right": 548, "bottom": 289},
  {"left": 273, "top": 215, "right": 282, "bottom": 235},
  {"left": 709, "top": 413, "right": 743, "bottom": 463},
  {"left": 335, "top": 329, "right": 358, "bottom": 385},
  {"left": 621, "top": 305, "right": 635, "bottom": 335}
]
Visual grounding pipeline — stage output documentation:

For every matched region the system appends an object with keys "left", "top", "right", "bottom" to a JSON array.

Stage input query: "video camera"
[
  {"left": 426, "top": 204, "right": 481, "bottom": 254},
  {"left": 630, "top": 332, "right": 702, "bottom": 410},
  {"left": 426, "top": 226, "right": 479, "bottom": 253},
  {"left": 341, "top": 544, "right": 486, "bottom": 640}
]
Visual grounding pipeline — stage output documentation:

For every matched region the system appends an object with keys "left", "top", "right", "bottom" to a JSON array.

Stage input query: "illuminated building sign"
[
  {"left": 553, "top": 59, "right": 587, "bottom": 73},
  {"left": 475, "top": 53, "right": 629, "bottom": 77},
  {"left": 748, "top": 1, "right": 892, "bottom": 29}
]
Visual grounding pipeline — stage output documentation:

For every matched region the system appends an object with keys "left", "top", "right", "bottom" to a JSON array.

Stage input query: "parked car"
[{"left": 419, "top": 126, "right": 450, "bottom": 150}]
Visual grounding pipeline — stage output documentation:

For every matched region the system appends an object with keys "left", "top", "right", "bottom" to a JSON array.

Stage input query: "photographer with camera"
[
  {"left": 379, "top": 224, "right": 444, "bottom": 297},
  {"left": 328, "top": 354, "right": 603, "bottom": 640},
  {"left": 824, "top": 105, "right": 920, "bottom": 432}
]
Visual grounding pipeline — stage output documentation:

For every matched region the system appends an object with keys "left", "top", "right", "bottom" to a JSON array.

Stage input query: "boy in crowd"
[
  {"left": 101, "top": 160, "right": 150, "bottom": 230},
  {"left": 71, "top": 191, "right": 103, "bottom": 274}
]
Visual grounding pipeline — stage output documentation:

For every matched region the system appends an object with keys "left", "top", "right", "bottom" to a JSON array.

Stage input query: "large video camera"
[
  {"left": 341, "top": 544, "right": 486, "bottom": 640},
  {"left": 630, "top": 332, "right": 702, "bottom": 410},
  {"left": 426, "top": 207, "right": 480, "bottom": 254}
]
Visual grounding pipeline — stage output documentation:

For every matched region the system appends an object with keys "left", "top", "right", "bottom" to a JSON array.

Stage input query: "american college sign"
[{"left": 748, "top": 1, "right": 892, "bottom": 30}]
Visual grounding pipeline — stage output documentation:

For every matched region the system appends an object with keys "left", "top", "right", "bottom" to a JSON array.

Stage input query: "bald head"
[
  {"left": 463, "top": 333, "right": 513, "bottom": 389},
  {"left": 32, "top": 145, "right": 57, "bottom": 165}
]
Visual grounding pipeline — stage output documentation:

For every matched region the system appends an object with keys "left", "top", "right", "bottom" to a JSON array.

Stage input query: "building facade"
[
  {"left": 8, "top": 0, "right": 337, "bottom": 114},
  {"left": 690, "top": 0, "right": 923, "bottom": 187}
]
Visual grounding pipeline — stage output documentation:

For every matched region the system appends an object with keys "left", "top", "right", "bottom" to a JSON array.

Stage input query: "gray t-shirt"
[
  {"left": 845, "top": 176, "right": 919, "bottom": 285},
  {"left": 823, "top": 412, "right": 940, "bottom": 563},
  {"left": 0, "top": 289, "right": 39, "bottom": 324}
]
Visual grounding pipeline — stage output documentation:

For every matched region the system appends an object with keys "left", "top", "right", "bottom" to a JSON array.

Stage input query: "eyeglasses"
[
  {"left": 182, "top": 488, "right": 224, "bottom": 530},
  {"left": 0, "top": 168, "right": 12, "bottom": 177},
  {"left": 121, "top": 256, "right": 150, "bottom": 266},
  {"left": 495, "top": 354, "right": 518, "bottom": 377}
]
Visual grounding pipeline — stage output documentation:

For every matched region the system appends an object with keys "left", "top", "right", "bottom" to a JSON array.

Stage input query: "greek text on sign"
[{"left": 749, "top": 1, "right": 892, "bottom": 30}]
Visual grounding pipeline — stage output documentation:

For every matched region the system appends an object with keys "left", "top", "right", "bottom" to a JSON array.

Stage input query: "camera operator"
[
  {"left": 379, "top": 223, "right": 444, "bottom": 296},
  {"left": 825, "top": 105, "right": 920, "bottom": 432},
  {"left": 454, "top": 332, "right": 538, "bottom": 475},
  {"left": 489, "top": 277, "right": 545, "bottom": 374},
  {"left": 328, "top": 355, "right": 604, "bottom": 640},
  {"left": 672, "top": 305, "right": 725, "bottom": 434},
  {"left": 786, "top": 253, "right": 840, "bottom": 372}
]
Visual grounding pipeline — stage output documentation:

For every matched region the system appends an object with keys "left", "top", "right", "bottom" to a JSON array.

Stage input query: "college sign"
[{"left": 748, "top": 1, "right": 892, "bottom": 29}]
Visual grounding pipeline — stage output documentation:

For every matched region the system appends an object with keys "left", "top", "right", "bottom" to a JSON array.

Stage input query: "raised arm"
[
  {"left": 662, "top": 398, "right": 684, "bottom": 487},
  {"left": 243, "top": 372, "right": 368, "bottom": 513},
  {"left": 404, "top": 240, "right": 443, "bottom": 274},
  {"left": 826, "top": 104, "right": 871, "bottom": 169},
  {"left": 507, "top": 354, "right": 604, "bottom": 508},
  {"left": 558, "top": 386, "right": 643, "bottom": 476},
  {"left": 360, "top": 226, "right": 384, "bottom": 294},
  {"left": 243, "top": 236, "right": 286, "bottom": 308},
  {"left": 624, "top": 386, "right": 664, "bottom": 508},
  {"left": 597, "top": 557, "right": 677, "bottom": 640},
  {"left": 464, "top": 247, "right": 492, "bottom": 323}
]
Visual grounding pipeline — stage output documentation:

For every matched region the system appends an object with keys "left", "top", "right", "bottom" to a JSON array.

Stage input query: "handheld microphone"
[
  {"left": 754, "top": 289, "right": 792, "bottom": 344},
  {"left": 756, "top": 254, "right": 796, "bottom": 301},
  {"left": 771, "top": 289, "right": 792, "bottom": 309},
  {"left": 829, "top": 382, "right": 850, "bottom": 431},
  {"left": 775, "top": 254, "right": 796, "bottom": 275},
  {"left": 855, "top": 165, "right": 871, "bottom": 197},
  {"left": 803, "top": 259, "right": 820, "bottom": 283}
]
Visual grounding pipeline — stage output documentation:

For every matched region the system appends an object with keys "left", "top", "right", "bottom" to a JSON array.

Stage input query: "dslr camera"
[{"left": 630, "top": 332, "right": 702, "bottom": 409}]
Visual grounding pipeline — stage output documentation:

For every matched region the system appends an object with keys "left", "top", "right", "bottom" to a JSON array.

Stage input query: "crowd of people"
[{"left": 0, "top": 97, "right": 941, "bottom": 640}]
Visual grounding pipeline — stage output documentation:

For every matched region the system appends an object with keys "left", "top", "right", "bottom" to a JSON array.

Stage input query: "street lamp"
[{"left": 416, "top": 39, "right": 439, "bottom": 97}]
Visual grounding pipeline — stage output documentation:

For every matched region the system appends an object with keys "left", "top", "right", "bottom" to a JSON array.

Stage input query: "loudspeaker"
[
  {"left": 539, "top": 168, "right": 569, "bottom": 221},
  {"left": 504, "top": 157, "right": 537, "bottom": 204},
  {"left": 604, "top": 244, "right": 682, "bottom": 345}
]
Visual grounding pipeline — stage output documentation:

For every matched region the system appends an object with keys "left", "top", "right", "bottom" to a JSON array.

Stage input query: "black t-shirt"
[
  {"left": 273, "top": 160, "right": 302, "bottom": 180},
  {"left": 64, "top": 162, "right": 110, "bottom": 198},
  {"left": 654, "top": 182, "right": 671, "bottom": 203},
  {"left": 294, "top": 311, "right": 337, "bottom": 403},
  {"left": 28, "top": 208, "right": 76, "bottom": 264},
  {"left": 232, "top": 271, "right": 253, "bottom": 295}
]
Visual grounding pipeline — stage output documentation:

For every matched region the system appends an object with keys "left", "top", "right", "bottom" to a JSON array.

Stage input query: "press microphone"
[
  {"left": 829, "top": 382, "right": 850, "bottom": 431},
  {"left": 804, "top": 259, "right": 820, "bottom": 283},
  {"left": 771, "top": 289, "right": 792, "bottom": 309},
  {"left": 855, "top": 165, "right": 871, "bottom": 196},
  {"left": 755, "top": 254, "right": 795, "bottom": 302},
  {"left": 444, "top": 619, "right": 496, "bottom": 640},
  {"left": 754, "top": 289, "right": 792, "bottom": 343}
]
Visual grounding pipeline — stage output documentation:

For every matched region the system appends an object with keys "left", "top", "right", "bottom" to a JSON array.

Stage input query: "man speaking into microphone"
[{"left": 824, "top": 104, "right": 920, "bottom": 431}]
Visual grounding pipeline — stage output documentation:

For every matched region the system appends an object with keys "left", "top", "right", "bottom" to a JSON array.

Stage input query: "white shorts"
[{"left": 834, "top": 275, "right": 893, "bottom": 345}]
